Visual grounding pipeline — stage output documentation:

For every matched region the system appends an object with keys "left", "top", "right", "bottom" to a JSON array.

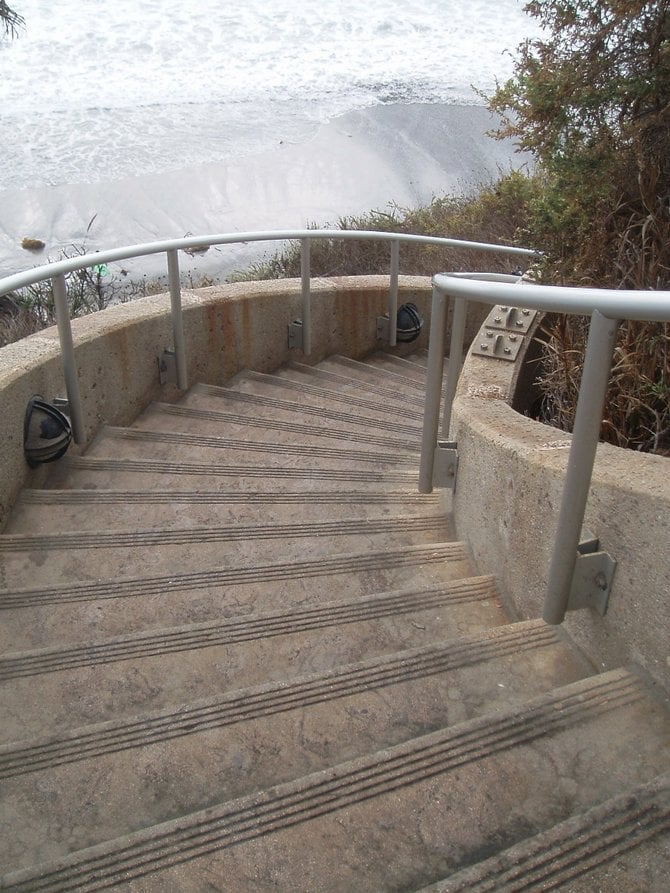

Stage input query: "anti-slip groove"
[
  {"left": 58, "top": 457, "right": 417, "bottom": 483},
  {"left": 0, "top": 620, "right": 556, "bottom": 777},
  {"left": 101, "top": 427, "right": 417, "bottom": 464},
  {"left": 0, "top": 573, "right": 490, "bottom": 679},
  {"left": 191, "top": 384, "right": 422, "bottom": 435},
  {"left": 18, "top": 489, "right": 439, "bottom": 506},
  {"left": 0, "top": 542, "right": 466, "bottom": 611},
  {"left": 0, "top": 515, "right": 446, "bottom": 553},
  {"left": 0, "top": 671, "right": 644, "bottom": 893},
  {"left": 213, "top": 374, "right": 425, "bottom": 421},
  {"left": 151, "top": 403, "right": 418, "bottom": 449},
  {"left": 440, "top": 773, "right": 670, "bottom": 892}
]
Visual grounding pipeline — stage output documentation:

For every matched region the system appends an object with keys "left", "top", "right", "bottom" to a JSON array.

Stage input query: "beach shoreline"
[{"left": 0, "top": 102, "right": 529, "bottom": 284}]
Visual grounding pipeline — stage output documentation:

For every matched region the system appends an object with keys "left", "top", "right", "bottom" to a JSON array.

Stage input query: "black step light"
[
  {"left": 23, "top": 396, "right": 72, "bottom": 467},
  {"left": 396, "top": 302, "right": 423, "bottom": 343}
]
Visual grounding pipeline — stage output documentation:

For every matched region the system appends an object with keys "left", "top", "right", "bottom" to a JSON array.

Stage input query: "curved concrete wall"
[
  {"left": 452, "top": 316, "right": 670, "bottom": 693},
  {"left": 0, "top": 275, "right": 488, "bottom": 531}
]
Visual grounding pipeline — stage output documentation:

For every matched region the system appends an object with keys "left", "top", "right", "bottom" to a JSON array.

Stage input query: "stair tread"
[
  {"left": 3, "top": 669, "right": 669, "bottom": 890},
  {"left": 0, "top": 620, "right": 589, "bottom": 873},
  {"left": 0, "top": 513, "right": 453, "bottom": 588},
  {"left": 0, "top": 575, "right": 502, "bottom": 740},
  {"left": 422, "top": 771, "right": 670, "bottom": 892},
  {"left": 6, "top": 488, "right": 442, "bottom": 534}
]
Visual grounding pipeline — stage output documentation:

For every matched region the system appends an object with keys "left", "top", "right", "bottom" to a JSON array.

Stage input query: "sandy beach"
[{"left": 0, "top": 102, "right": 529, "bottom": 283}]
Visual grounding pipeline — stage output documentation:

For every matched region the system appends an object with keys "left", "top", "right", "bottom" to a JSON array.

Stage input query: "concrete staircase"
[{"left": 0, "top": 351, "right": 668, "bottom": 892}]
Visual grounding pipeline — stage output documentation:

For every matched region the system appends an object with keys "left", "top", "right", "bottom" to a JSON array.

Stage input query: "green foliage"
[
  {"left": 490, "top": 1, "right": 670, "bottom": 453},
  {"left": 489, "top": 0, "right": 670, "bottom": 288},
  {"left": 231, "top": 171, "right": 537, "bottom": 282}
]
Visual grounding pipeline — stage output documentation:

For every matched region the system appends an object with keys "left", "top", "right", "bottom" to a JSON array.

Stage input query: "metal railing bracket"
[
  {"left": 376, "top": 315, "right": 390, "bottom": 341},
  {"left": 483, "top": 305, "right": 537, "bottom": 334},
  {"left": 432, "top": 441, "right": 458, "bottom": 489},
  {"left": 158, "top": 349, "right": 177, "bottom": 385},
  {"left": 472, "top": 330, "right": 525, "bottom": 361},
  {"left": 288, "top": 320, "right": 304, "bottom": 350},
  {"left": 567, "top": 534, "right": 616, "bottom": 616}
]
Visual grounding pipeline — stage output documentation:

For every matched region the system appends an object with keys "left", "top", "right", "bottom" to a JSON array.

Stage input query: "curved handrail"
[
  {"left": 0, "top": 230, "right": 537, "bottom": 295},
  {"left": 422, "top": 271, "right": 670, "bottom": 628},
  {"left": 435, "top": 271, "right": 670, "bottom": 322}
]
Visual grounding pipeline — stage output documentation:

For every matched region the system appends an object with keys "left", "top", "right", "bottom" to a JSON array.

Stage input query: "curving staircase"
[{"left": 1, "top": 351, "right": 669, "bottom": 891}]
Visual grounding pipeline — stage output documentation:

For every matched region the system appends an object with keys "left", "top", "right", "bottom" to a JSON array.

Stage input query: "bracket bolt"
[
  {"left": 515, "top": 320, "right": 524, "bottom": 327},
  {"left": 595, "top": 571, "right": 608, "bottom": 591},
  {"left": 480, "top": 343, "right": 489, "bottom": 350},
  {"left": 500, "top": 306, "right": 509, "bottom": 311},
  {"left": 494, "top": 316, "right": 502, "bottom": 323},
  {"left": 522, "top": 309, "right": 530, "bottom": 316},
  {"left": 504, "top": 347, "right": 512, "bottom": 355},
  {"left": 486, "top": 330, "right": 494, "bottom": 337},
  {"left": 509, "top": 334, "right": 518, "bottom": 342}
]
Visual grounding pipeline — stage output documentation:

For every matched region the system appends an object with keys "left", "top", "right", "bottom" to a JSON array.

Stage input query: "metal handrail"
[
  {"left": 420, "top": 272, "right": 670, "bottom": 626},
  {"left": 0, "top": 229, "right": 536, "bottom": 447}
]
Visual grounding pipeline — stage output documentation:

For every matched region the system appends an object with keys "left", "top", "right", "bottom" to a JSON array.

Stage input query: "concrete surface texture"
[
  {"left": 451, "top": 311, "right": 670, "bottom": 694},
  {"left": 0, "top": 350, "right": 669, "bottom": 891}
]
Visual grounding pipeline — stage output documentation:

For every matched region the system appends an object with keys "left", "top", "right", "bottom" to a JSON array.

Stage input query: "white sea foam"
[{"left": 0, "top": 0, "right": 537, "bottom": 189}]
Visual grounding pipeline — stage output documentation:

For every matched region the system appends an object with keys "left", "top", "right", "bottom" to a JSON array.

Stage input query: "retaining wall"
[{"left": 452, "top": 315, "right": 670, "bottom": 694}]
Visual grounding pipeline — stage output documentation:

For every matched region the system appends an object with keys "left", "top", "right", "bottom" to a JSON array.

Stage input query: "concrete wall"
[
  {"left": 0, "top": 275, "right": 488, "bottom": 531},
  {"left": 451, "top": 316, "right": 670, "bottom": 694}
]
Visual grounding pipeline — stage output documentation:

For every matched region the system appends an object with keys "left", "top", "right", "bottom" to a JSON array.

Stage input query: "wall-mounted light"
[
  {"left": 23, "top": 396, "right": 72, "bottom": 467},
  {"left": 396, "top": 303, "right": 423, "bottom": 343}
]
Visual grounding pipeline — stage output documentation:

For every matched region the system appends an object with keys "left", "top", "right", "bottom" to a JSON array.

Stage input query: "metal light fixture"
[
  {"left": 396, "top": 303, "right": 423, "bottom": 343},
  {"left": 23, "top": 396, "right": 72, "bottom": 467}
]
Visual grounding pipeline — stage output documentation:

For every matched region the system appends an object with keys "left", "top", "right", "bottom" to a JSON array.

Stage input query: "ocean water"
[{"left": 0, "top": 0, "right": 536, "bottom": 191}]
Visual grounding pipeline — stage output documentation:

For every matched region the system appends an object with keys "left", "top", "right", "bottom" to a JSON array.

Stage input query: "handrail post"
[
  {"left": 419, "top": 285, "right": 448, "bottom": 493},
  {"left": 167, "top": 249, "right": 188, "bottom": 390},
  {"left": 543, "top": 310, "right": 620, "bottom": 624},
  {"left": 389, "top": 240, "right": 399, "bottom": 346},
  {"left": 52, "top": 273, "right": 86, "bottom": 444},
  {"left": 301, "top": 238, "right": 312, "bottom": 355},
  {"left": 441, "top": 296, "right": 467, "bottom": 438}
]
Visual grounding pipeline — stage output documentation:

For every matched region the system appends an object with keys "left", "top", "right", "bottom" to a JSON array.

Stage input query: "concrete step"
[
  {"left": 179, "top": 382, "right": 423, "bottom": 439},
  {"left": 318, "top": 354, "right": 430, "bottom": 392},
  {"left": 4, "top": 488, "right": 444, "bottom": 534},
  {"left": 3, "top": 669, "right": 669, "bottom": 891},
  {"left": 84, "top": 425, "right": 418, "bottom": 467},
  {"left": 0, "top": 574, "right": 502, "bottom": 740},
  {"left": 42, "top": 455, "right": 421, "bottom": 492},
  {"left": 223, "top": 368, "right": 426, "bottom": 422},
  {"left": 277, "top": 359, "right": 440, "bottom": 404},
  {"left": 0, "top": 513, "right": 453, "bottom": 588},
  {"left": 0, "top": 620, "right": 588, "bottom": 873},
  {"left": 0, "top": 541, "right": 475, "bottom": 652},
  {"left": 365, "top": 350, "right": 431, "bottom": 380},
  {"left": 422, "top": 771, "right": 670, "bottom": 892},
  {"left": 132, "top": 401, "right": 420, "bottom": 452}
]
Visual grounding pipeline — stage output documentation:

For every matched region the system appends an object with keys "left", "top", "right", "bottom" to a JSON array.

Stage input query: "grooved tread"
[
  {"left": 53, "top": 457, "right": 417, "bottom": 483},
  {"left": 0, "top": 617, "right": 553, "bottom": 778},
  {"left": 426, "top": 773, "right": 670, "bottom": 892},
  {"left": 94, "top": 427, "right": 416, "bottom": 464},
  {"left": 0, "top": 515, "right": 446, "bottom": 553},
  {"left": 230, "top": 370, "right": 425, "bottom": 420},
  {"left": 0, "top": 670, "right": 648, "bottom": 893},
  {"left": 189, "top": 383, "right": 422, "bottom": 436},
  {"left": 18, "top": 489, "right": 438, "bottom": 507},
  {"left": 321, "top": 355, "right": 429, "bottom": 391},
  {"left": 148, "top": 402, "right": 418, "bottom": 449},
  {"left": 284, "top": 360, "right": 439, "bottom": 403},
  {"left": 0, "top": 541, "right": 467, "bottom": 611}
]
